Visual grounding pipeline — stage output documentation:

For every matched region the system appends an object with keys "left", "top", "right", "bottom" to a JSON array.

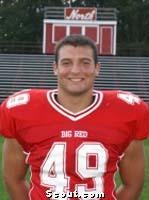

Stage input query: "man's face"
[{"left": 54, "top": 45, "right": 99, "bottom": 96}]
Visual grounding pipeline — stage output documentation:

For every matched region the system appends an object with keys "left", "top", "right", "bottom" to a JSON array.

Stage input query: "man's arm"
[
  {"left": 2, "top": 138, "right": 29, "bottom": 200},
  {"left": 116, "top": 140, "right": 145, "bottom": 200}
]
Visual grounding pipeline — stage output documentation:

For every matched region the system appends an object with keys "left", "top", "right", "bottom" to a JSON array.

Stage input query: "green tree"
[{"left": 0, "top": 0, "right": 63, "bottom": 42}]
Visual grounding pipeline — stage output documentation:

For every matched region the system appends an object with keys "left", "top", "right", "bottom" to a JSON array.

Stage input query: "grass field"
[{"left": 0, "top": 137, "right": 149, "bottom": 200}]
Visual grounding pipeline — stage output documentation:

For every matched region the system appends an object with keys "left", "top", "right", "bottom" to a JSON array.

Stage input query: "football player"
[{"left": 0, "top": 34, "right": 149, "bottom": 200}]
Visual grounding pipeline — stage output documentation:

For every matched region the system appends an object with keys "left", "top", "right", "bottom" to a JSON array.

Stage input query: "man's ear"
[
  {"left": 53, "top": 62, "right": 58, "bottom": 75},
  {"left": 95, "top": 63, "right": 100, "bottom": 76}
]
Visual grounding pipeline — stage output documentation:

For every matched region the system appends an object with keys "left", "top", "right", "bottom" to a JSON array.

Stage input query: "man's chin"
[{"left": 66, "top": 88, "right": 90, "bottom": 96}]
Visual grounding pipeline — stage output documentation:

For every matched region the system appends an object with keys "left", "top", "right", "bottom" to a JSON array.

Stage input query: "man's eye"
[
  {"left": 62, "top": 62, "right": 70, "bottom": 65},
  {"left": 83, "top": 61, "right": 90, "bottom": 65}
]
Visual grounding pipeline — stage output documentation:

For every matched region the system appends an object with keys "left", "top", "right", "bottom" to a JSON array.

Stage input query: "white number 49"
[
  {"left": 117, "top": 92, "right": 141, "bottom": 105},
  {"left": 40, "top": 142, "right": 108, "bottom": 200}
]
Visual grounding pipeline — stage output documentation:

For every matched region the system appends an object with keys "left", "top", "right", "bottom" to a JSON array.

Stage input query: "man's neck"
[{"left": 56, "top": 90, "right": 94, "bottom": 113}]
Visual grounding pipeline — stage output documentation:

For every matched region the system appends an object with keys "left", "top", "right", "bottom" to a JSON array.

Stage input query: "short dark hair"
[{"left": 54, "top": 34, "right": 98, "bottom": 64}]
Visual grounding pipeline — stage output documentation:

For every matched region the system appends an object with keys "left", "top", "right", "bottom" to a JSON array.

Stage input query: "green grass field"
[{"left": 0, "top": 138, "right": 149, "bottom": 200}]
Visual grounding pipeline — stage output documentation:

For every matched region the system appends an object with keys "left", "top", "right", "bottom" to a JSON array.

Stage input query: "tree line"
[{"left": 0, "top": 0, "right": 149, "bottom": 56}]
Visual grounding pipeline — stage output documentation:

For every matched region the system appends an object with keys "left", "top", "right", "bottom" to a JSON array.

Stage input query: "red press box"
[{"left": 43, "top": 7, "right": 117, "bottom": 55}]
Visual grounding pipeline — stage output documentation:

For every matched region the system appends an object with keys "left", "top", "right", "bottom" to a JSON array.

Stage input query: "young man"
[{"left": 0, "top": 34, "right": 149, "bottom": 200}]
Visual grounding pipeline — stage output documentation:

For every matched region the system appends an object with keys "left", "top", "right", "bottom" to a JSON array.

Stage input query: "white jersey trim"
[{"left": 47, "top": 90, "right": 103, "bottom": 121}]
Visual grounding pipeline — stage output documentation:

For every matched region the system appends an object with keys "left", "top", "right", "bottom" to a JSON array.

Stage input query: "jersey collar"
[{"left": 47, "top": 89, "right": 103, "bottom": 121}]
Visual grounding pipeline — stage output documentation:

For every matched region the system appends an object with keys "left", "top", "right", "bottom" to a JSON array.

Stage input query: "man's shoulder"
[
  {"left": 0, "top": 89, "right": 56, "bottom": 120},
  {"left": 95, "top": 89, "right": 148, "bottom": 118},
  {"left": 102, "top": 90, "right": 144, "bottom": 107},
  {"left": 1, "top": 89, "right": 53, "bottom": 110},
  {"left": 0, "top": 89, "right": 56, "bottom": 138}
]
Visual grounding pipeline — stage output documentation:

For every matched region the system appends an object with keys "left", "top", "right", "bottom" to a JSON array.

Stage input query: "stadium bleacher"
[{"left": 0, "top": 54, "right": 149, "bottom": 103}]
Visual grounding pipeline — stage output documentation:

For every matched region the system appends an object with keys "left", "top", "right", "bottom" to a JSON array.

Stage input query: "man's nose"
[{"left": 71, "top": 63, "right": 81, "bottom": 73}]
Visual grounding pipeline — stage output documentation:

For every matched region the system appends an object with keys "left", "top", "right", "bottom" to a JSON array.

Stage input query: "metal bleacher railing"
[{"left": 0, "top": 54, "right": 149, "bottom": 103}]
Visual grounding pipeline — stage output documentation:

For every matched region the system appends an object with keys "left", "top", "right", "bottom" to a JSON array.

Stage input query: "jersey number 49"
[{"left": 40, "top": 142, "right": 108, "bottom": 200}]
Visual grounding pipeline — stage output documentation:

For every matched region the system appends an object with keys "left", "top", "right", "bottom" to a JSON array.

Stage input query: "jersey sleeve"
[
  {"left": 0, "top": 100, "right": 16, "bottom": 138},
  {"left": 134, "top": 100, "right": 149, "bottom": 140}
]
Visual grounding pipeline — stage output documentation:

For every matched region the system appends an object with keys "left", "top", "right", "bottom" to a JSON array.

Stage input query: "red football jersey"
[{"left": 0, "top": 89, "right": 149, "bottom": 200}]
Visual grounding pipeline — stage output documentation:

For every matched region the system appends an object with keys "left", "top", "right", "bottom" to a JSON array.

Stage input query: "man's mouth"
[{"left": 69, "top": 78, "right": 83, "bottom": 82}]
